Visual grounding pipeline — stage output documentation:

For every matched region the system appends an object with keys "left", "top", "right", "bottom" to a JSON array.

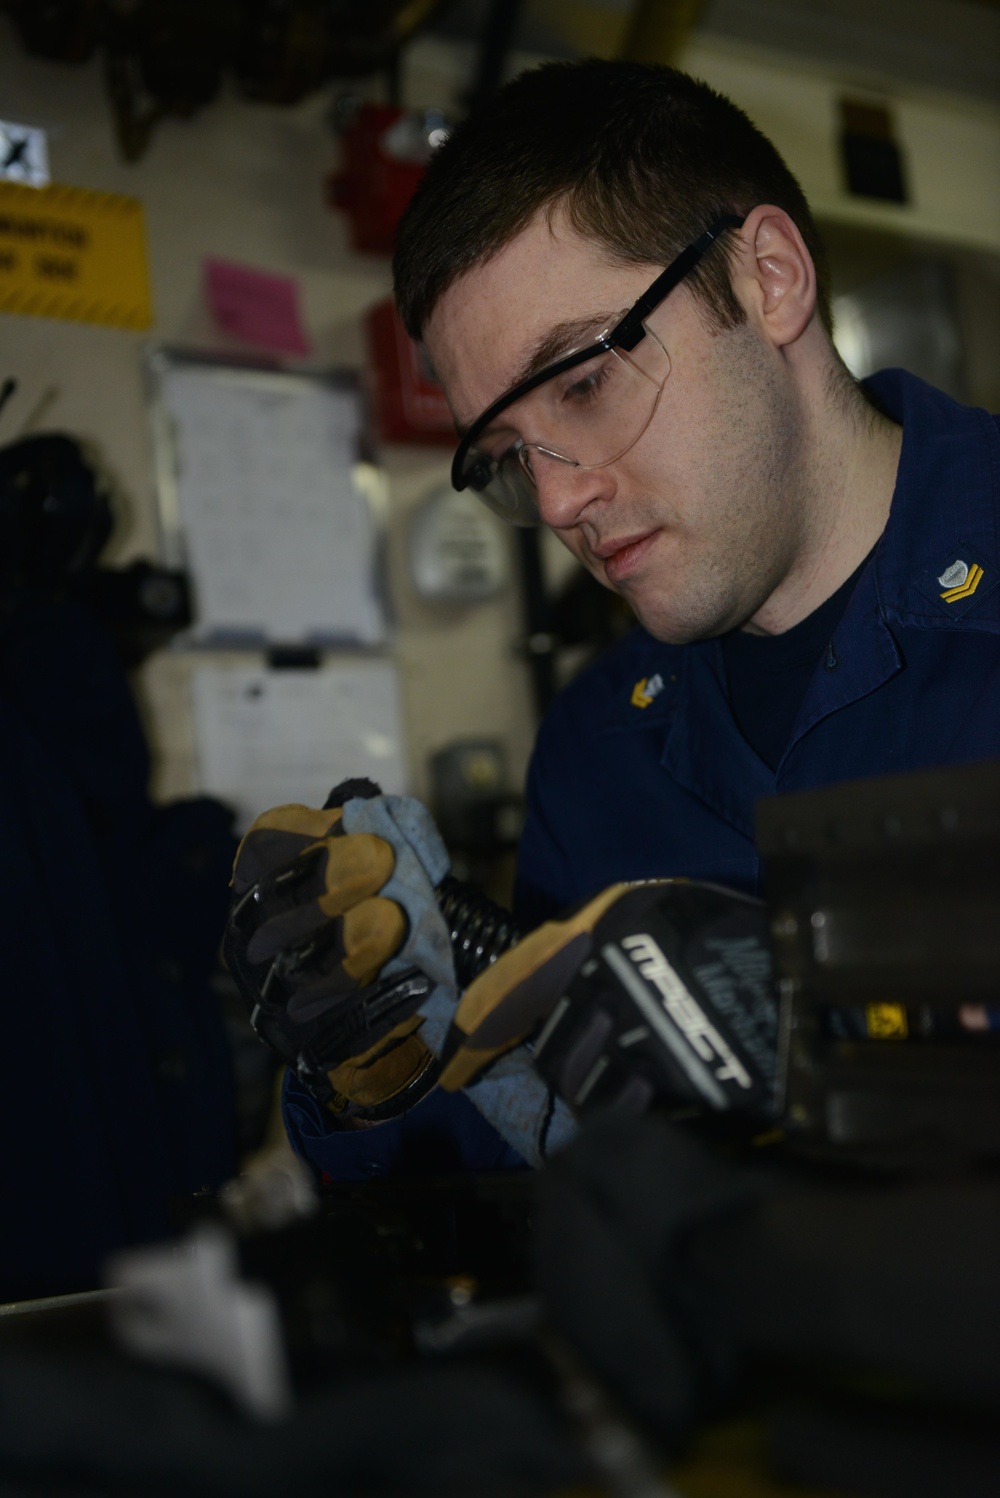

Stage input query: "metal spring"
[{"left": 437, "top": 875, "right": 523, "bottom": 989}]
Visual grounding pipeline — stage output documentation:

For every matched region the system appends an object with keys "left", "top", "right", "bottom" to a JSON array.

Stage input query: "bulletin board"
[{"left": 146, "top": 347, "right": 388, "bottom": 647}]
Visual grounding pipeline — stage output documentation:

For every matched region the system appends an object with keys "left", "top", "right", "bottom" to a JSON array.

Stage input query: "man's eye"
[{"left": 560, "top": 357, "right": 614, "bottom": 405}]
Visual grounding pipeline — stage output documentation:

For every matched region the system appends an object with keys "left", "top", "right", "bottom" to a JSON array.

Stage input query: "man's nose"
[{"left": 531, "top": 452, "right": 610, "bottom": 531}]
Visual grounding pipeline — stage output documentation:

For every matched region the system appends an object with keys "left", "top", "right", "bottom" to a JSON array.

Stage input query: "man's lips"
[{"left": 593, "top": 530, "right": 659, "bottom": 585}]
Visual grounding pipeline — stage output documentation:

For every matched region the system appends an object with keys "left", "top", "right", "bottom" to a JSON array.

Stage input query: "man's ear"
[{"left": 732, "top": 205, "right": 817, "bottom": 348}]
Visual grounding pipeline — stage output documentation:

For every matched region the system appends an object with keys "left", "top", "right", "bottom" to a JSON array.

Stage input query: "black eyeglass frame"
[{"left": 451, "top": 213, "right": 747, "bottom": 494}]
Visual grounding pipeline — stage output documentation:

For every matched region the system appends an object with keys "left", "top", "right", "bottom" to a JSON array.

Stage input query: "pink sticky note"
[{"left": 203, "top": 258, "right": 311, "bottom": 357}]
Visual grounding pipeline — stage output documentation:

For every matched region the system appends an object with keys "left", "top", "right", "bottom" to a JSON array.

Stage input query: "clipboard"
[{"left": 146, "top": 347, "right": 388, "bottom": 647}]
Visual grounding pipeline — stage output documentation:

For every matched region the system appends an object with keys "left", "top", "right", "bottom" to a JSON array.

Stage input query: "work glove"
[
  {"left": 223, "top": 778, "right": 570, "bottom": 1163},
  {"left": 224, "top": 778, "right": 455, "bottom": 1122},
  {"left": 440, "top": 880, "right": 780, "bottom": 1128}
]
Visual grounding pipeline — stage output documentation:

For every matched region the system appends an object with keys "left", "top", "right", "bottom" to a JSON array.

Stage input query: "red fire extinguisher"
[{"left": 326, "top": 101, "right": 448, "bottom": 255}]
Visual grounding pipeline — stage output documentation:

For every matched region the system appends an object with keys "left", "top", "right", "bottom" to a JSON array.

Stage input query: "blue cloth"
[
  {"left": 340, "top": 793, "right": 456, "bottom": 1051},
  {"left": 516, "top": 370, "right": 1000, "bottom": 924},
  {"left": 721, "top": 549, "right": 872, "bottom": 771},
  {"left": 286, "top": 369, "right": 1000, "bottom": 1178}
]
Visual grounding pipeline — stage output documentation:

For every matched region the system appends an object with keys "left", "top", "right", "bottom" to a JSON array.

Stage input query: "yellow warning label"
[
  {"left": 0, "top": 180, "right": 152, "bottom": 329},
  {"left": 865, "top": 1002, "right": 908, "bottom": 1040}
]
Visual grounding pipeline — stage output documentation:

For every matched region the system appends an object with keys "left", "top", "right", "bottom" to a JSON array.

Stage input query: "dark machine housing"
[{"left": 759, "top": 759, "right": 1000, "bottom": 1163}]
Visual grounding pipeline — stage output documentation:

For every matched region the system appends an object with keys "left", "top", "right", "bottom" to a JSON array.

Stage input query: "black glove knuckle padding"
[
  {"left": 232, "top": 828, "right": 322, "bottom": 893},
  {"left": 242, "top": 848, "right": 335, "bottom": 965},
  {"left": 224, "top": 875, "right": 432, "bottom": 1101},
  {"left": 531, "top": 883, "right": 779, "bottom": 1125},
  {"left": 229, "top": 843, "right": 341, "bottom": 994}
]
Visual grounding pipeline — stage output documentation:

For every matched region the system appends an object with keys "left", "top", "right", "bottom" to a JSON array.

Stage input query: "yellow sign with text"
[{"left": 0, "top": 180, "right": 152, "bottom": 329}]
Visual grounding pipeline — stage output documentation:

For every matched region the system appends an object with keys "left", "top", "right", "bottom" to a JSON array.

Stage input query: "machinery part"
[
  {"left": 438, "top": 874, "right": 522, "bottom": 988},
  {"left": 758, "top": 758, "right": 1000, "bottom": 1161}
]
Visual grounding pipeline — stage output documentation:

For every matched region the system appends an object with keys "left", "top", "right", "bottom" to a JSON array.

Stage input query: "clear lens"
[
  {"left": 534, "top": 346, "right": 635, "bottom": 452},
  {"left": 459, "top": 325, "right": 669, "bottom": 525},
  {"left": 462, "top": 446, "right": 539, "bottom": 526}
]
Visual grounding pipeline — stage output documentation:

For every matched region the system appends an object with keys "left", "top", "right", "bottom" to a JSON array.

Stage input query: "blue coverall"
[{"left": 285, "top": 369, "right": 1000, "bottom": 1179}]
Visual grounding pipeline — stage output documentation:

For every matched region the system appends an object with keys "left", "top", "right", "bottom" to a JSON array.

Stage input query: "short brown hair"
[{"left": 393, "top": 59, "right": 832, "bottom": 340}]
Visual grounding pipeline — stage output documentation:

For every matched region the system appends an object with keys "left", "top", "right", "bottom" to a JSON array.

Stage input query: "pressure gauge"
[{"left": 409, "top": 485, "right": 507, "bottom": 603}]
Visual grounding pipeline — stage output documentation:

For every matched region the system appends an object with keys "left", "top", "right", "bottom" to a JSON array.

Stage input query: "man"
[{"left": 229, "top": 60, "right": 1000, "bottom": 1178}]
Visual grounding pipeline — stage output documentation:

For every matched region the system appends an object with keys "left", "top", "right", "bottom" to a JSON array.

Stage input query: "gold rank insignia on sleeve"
[{"left": 938, "top": 559, "right": 984, "bottom": 603}]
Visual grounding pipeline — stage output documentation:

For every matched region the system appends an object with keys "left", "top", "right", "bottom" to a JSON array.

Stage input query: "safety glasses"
[{"left": 451, "top": 214, "right": 746, "bottom": 525}]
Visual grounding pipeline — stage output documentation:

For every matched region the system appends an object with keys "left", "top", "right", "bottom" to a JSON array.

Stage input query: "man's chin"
[{"left": 630, "top": 597, "right": 733, "bottom": 646}]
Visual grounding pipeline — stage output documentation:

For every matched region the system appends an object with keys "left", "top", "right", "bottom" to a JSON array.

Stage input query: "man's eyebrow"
[
  {"left": 510, "top": 311, "right": 618, "bottom": 388},
  {"left": 452, "top": 309, "right": 618, "bottom": 438}
]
